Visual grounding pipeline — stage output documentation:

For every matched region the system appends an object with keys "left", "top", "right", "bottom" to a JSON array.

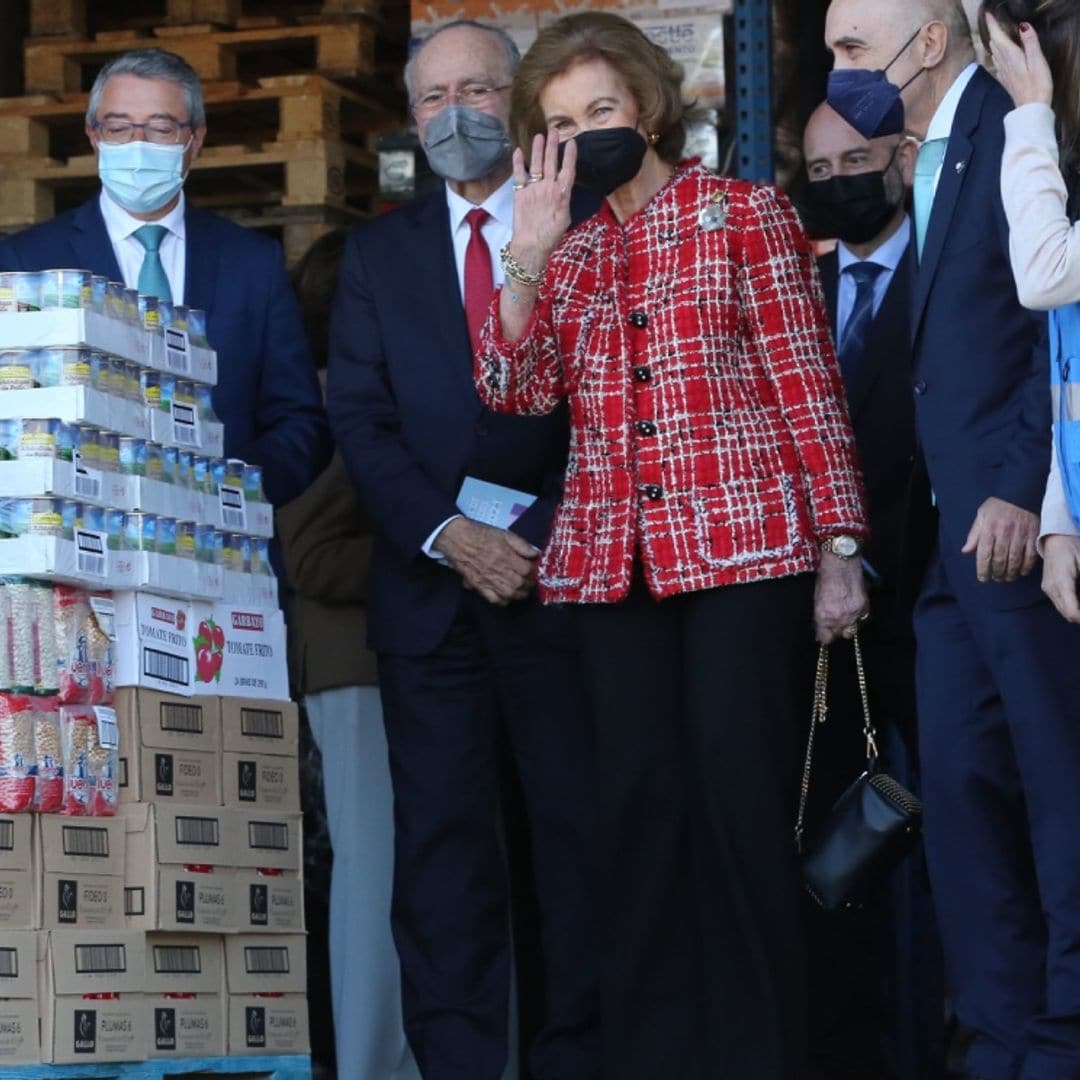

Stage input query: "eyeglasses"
[
  {"left": 412, "top": 84, "right": 510, "bottom": 116},
  {"left": 92, "top": 119, "right": 192, "bottom": 145}
]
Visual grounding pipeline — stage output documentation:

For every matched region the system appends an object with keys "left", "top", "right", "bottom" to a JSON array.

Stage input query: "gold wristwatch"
[{"left": 821, "top": 535, "right": 862, "bottom": 560}]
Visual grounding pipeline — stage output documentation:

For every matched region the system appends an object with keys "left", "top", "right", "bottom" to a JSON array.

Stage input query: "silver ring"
[{"left": 512, "top": 180, "right": 527, "bottom": 191}]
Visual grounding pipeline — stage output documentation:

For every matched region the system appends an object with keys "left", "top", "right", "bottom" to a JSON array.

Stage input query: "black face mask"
[
  {"left": 558, "top": 127, "right": 648, "bottom": 195},
  {"left": 802, "top": 165, "right": 903, "bottom": 245}
]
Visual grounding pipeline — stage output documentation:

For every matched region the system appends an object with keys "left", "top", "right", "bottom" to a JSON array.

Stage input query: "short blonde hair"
[{"left": 511, "top": 12, "right": 688, "bottom": 164}]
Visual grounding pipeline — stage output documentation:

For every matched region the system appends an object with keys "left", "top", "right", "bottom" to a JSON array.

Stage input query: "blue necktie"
[
  {"left": 913, "top": 138, "right": 947, "bottom": 261},
  {"left": 838, "top": 261, "right": 885, "bottom": 387},
  {"left": 133, "top": 224, "right": 173, "bottom": 301}
]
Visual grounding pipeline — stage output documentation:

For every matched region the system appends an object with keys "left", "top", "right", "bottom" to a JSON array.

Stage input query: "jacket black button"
[
  {"left": 643, "top": 484, "right": 663, "bottom": 500},
  {"left": 633, "top": 366, "right": 652, "bottom": 382},
  {"left": 628, "top": 311, "right": 648, "bottom": 329},
  {"left": 635, "top": 420, "right": 657, "bottom": 436},
  {"left": 914, "top": 380, "right": 927, "bottom": 396}
]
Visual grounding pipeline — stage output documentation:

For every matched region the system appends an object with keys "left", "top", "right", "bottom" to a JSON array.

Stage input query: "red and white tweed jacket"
[{"left": 476, "top": 161, "right": 868, "bottom": 605}]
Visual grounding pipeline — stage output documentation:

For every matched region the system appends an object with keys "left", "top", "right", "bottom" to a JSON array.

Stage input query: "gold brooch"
[{"left": 698, "top": 190, "right": 728, "bottom": 231}]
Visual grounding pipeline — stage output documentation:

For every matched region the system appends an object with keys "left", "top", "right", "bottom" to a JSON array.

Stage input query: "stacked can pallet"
[{"left": 0, "top": 0, "right": 408, "bottom": 263}]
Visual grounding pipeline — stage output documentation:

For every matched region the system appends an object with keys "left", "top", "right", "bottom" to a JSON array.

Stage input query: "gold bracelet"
[{"left": 500, "top": 243, "right": 545, "bottom": 287}]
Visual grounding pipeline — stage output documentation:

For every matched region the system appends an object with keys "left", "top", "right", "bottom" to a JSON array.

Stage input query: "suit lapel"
[
  {"left": 182, "top": 203, "right": 221, "bottom": 319},
  {"left": 70, "top": 198, "right": 123, "bottom": 282},
  {"left": 818, "top": 251, "right": 839, "bottom": 342},
  {"left": 912, "top": 72, "right": 985, "bottom": 335}
]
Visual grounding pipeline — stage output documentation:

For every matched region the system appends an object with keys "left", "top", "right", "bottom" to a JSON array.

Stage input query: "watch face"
[{"left": 835, "top": 535, "right": 859, "bottom": 558}]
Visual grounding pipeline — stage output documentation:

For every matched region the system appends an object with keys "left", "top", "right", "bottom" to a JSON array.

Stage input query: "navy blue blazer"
[
  {"left": 326, "top": 190, "right": 573, "bottom": 657},
  {"left": 911, "top": 67, "right": 1048, "bottom": 600},
  {"left": 0, "top": 196, "right": 331, "bottom": 508}
]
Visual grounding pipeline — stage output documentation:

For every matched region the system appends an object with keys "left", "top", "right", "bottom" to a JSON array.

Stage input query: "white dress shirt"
[
  {"left": 98, "top": 189, "right": 187, "bottom": 304},
  {"left": 423, "top": 177, "right": 516, "bottom": 558},
  {"left": 836, "top": 215, "right": 912, "bottom": 340},
  {"left": 922, "top": 62, "right": 979, "bottom": 201}
]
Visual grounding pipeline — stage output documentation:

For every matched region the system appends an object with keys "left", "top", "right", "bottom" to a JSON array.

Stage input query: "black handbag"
[{"left": 795, "top": 630, "right": 922, "bottom": 912}]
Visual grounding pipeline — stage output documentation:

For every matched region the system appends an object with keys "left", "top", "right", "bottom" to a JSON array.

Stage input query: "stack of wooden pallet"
[{"left": 0, "top": 0, "right": 408, "bottom": 262}]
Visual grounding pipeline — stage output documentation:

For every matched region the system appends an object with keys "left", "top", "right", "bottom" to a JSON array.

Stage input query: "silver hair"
[
  {"left": 86, "top": 48, "right": 206, "bottom": 128},
  {"left": 404, "top": 20, "right": 521, "bottom": 104}
]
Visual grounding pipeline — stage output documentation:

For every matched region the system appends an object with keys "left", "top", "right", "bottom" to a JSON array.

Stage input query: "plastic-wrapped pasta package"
[
  {"left": 3, "top": 579, "right": 41, "bottom": 693},
  {"left": 34, "top": 704, "right": 62, "bottom": 813},
  {"left": 0, "top": 586, "right": 11, "bottom": 691},
  {"left": 59, "top": 704, "right": 117, "bottom": 816},
  {"left": 52, "top": 587, "right": 115, "bottom": 705},
  {"left": 0, "top": 692, "right": 35, "bottom": 812},
  {"left": 32, "top": 581, "right": 58, "bottom": 696}
]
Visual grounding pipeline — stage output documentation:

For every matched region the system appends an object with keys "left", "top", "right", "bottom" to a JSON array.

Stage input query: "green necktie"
[
  {"left": 133, "top": 223, "right": 173, "bottom": 301},
  {"left": 913, "top": 138, "right": 947, "bottom": 262}
]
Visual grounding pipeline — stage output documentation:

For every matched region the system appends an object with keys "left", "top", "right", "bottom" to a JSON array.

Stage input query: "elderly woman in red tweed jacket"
[{"left": 475, "top": 12, "right": 869, "bottom": 1079}]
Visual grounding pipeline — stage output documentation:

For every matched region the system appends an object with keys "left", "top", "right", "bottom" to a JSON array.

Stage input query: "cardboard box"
[
  {"left": 0, "top": 457, "right": 129, "bottom": 509},
  {"left": 130, "top": 553, "right": 222, "bottom": 603},
  {"left": 36, "top": 816, "right": 125, "bottom": 930},
  {"left": 232, "top": 811, "right": 303, "bottom": 874},
  {"left": 146, "top": 992, "right": 226, "bottom": 1058},
  {"left": 0, "top": 931, "right": 40, "bottom": 1065},
  {"left": 0, "top": 385, "right": 147, "bottom": 439},
  {"left": 223, "top": 752, "right": 299, "bottom": 812},
  {"left": 220, "top": 569, "right": 279, "bottom": 610},
  {"left": 191, "top": 605, "right": 289, "bottom": 700},
  {"left": 145, "top": 323, "right": 218, "bottom": 385},
  {"left": 115, "top": 592, "right": 198, "bottom": 695},
  {"left": 221, "top": 698, "right": 299, "bottom": 758},
  {"left": 0, "top": 817, "right": 34, "bottom": 930},
  {"left": 224, "top": 933, "right": 306, "bottom": 994},
  {"left": 117, "top": 688, "right": 222, "bottom": 806},
  {"left": 39, "top": 928, "right": 148, "bottom": 1063},
  {"left": 144, "top": 933, "right": 224, "bottom": 994},
  {"left": 0, "top": 535, "right": 137, "bottom": 590},
  {"left": 232, "top": 870, "right": 305, "bottom": 933},
  {"left": 227, "top": 994, "right": 310, "bottom": 1056},
  {"left": 0, "top": 309, "right": 148, "bottom": 366},
  {"left": 122, "top": 804, "right": 238, "bottom": 932}
]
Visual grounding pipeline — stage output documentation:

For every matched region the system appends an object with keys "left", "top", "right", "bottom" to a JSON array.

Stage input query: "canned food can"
[
  {"left": 0, "top": 418, "right": 19, "bottom": 461},
  {"left": 159, "top": 374, "right": 176, "bottom": 412},
  {"left": 0, "top": 499, "right": 27, "bottom": 537},
  {"left": 90, "top": 275, "right": 108, "bottom": 314},
  {"left": 209, "top": 457, "right": 226, "bottom": 495},
  {"left": 140, "top": 370, "right": 161, "bottom": 409},
  {"left": 29, "top": 498, "right": 64, "bottom": 536},
  {"left": 61, "top": 499, "right": 78, "bottom": 540},
  {"left": 156, "top": 516, "right": 178, "bottom": 556},
  {"left": 186, "top": 308, "right": 208, "bottom": 347},
  {"left": 145, "top": 442, "right": 164, "bottom": 481},
  {"left": 14, "top": 272, "right": 42, "bottom": 313},
  {"left": 96, "top": 431, "right": 119, "bottom": 473},
  {"left": 138, "top": 294, "right": 160, "bottom": 331},
  {"left": 224, "top": 458, "right": 245, "bottom": 488},
  {"left": 195, "top": 523, "right": 216, "bottom": 563},
  {"left": 0, "top": 273, "right": 16, "bottom": 313},
  {"left": 157, "top": 299, "right": 175, "bottom": 329},
  {"left": 220, "top": 531, "right": 239, "bottom": 571},
  {"left": 0, "top": 350, "right": 35, "bottom": 390},
  {"left": 124, "top": 512, "right": 156, "bottom": 551},
  {"left": 122, "top": 361, "right": 141, "bottom": 402},
  {"left": 251, "top": 538, "right": 271, "bottom": 575},
  {"left": 73, "top": 426, "right": 100, "bottom": 471},
  {"left": 34, "top": 347, "right": 95, "bottom": 389},
  {"left": 174, "top": 379, "right": 196, "bottom": 406},
  {"left": 170, "top": 305, "right": 189, "bottom": 333},
  {"left": 161, "top": 445, "right": 178, "bottom": 485},
  {"left": 211, "top": 528, "right": 225, "bottom": 565},
  {"left": 123, "top": 287, "right": 140, "bottom": 324},
  {"left": 176, "top": 450, "right": 194, "bottom": 489},
  {"left": 18, "top": 418, "right": 63, "bottom": 459},
  {"left": 101, "top": 356, "right": 126, "bottom": 397},
  {"left": 118, "top": 437, "right": 147, "bottom": 477},
  {"left": 55, "top": 422, "right": 76, "bottom": 463},
  {"left": 242, "top": 464, "right": 264, "bottom": 503},
  {"left": 104, "top": 508, "right": 126, "bottom": 551},
  {"left": 40, "top": 269, "right": 91, "bottom": 310},
  {"left": 176, "top": 520, "right": 196, "bottom": 560},
  {"left": 104, "top": 281, "right": 126, "bottom": 320},
  {"left": 77, "top": 504, "right": 105, "bottom": 533},
  {"left": 195, "top": 383, "right": 217, "bottom": 422}
]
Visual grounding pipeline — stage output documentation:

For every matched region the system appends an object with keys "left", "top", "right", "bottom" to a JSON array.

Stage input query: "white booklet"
[{"left": 457, "top": 476, "right": 537, "bottom": 531}]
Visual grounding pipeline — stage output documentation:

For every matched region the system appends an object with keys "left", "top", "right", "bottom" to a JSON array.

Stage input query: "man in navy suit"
[
  {"left": 0, "top": 48, "right": 329, "bottom": 508},
  {"left": 326, "top": 20, "right": 597, "bottom": 1080},
  {"left": 827, "top": 1, "right": 1080, "bottom": 1075}
]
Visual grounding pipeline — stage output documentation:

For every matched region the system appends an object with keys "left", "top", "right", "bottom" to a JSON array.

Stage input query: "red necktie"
[{"left": 463, "top": 207, "right": 494, "bottom": 354}]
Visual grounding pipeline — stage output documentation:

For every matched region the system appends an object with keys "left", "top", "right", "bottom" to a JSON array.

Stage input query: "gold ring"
[
  {"left": 512, "top": 180, "right": 527, "bottom": 191},
  {"left": 529, "top": 171, "right": 543, "bottom": 182}
]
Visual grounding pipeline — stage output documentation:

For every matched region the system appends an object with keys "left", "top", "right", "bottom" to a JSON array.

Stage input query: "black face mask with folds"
[
  {"left": 558, "top": 127, "right": 648, "bottom": 195},
  {"left": 801, "top": 167, "right": 903, "bottom": 245}
]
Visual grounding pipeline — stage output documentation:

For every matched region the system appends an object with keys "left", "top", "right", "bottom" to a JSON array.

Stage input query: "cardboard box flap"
[
  {"left": 0, "top": 932, "right": 37, "bottom": 999},
  {"left": 145, "top": 933, "right": 224, "bottom": 995},
  {"left": 47, "top": 929, "right": 146, "bottom": 995},
  {"left": 37, "top": 816, "right": 124, "bottom": 877},
  {"left": 224, "top": 934, "right": 307, "bottom": 995},
  {"left": 0, "top": 817, "right": 32, "bottom": 873}
]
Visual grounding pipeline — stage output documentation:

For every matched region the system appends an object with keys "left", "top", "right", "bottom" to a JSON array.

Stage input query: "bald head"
[{"left": 803, "top": 101, "right": 913, "bottom": 183}]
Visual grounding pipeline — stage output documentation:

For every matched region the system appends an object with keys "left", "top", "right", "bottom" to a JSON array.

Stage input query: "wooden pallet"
[
  {"left": 221, "top": 202, "right": 364, "bottom": 263},
  {"left": 0, "top": 73, "right": 395, "bottom": 166},
  {"left": 24, "top": 19, "right": 378, "bottom": 94},
  {"left": 8, "top": 1054, "right": 312, "bottom": 1079},
  {"left": 29, "top": 0, "right": 379, "bottom": 38}
]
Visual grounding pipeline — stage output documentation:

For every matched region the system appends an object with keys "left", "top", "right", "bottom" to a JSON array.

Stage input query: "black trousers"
[
  {"left": 379, "top": 593, "right": 599, "bottom": 1080},
  {"left": 576, "top": 573, "right": 816, "bottom": 1080}
]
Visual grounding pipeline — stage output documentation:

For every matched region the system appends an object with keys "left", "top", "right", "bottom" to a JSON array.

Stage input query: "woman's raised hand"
[
  {"left": 985, "top": 13, "right": 1054, "bottom": 109},
  {"left": 508, "top": 132, "right": 577, "bottom": 273}
]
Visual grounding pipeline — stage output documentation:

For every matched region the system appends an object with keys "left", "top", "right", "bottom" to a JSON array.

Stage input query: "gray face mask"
[{"left": 421, "top": 105, "right": 511, "bottom": 183}]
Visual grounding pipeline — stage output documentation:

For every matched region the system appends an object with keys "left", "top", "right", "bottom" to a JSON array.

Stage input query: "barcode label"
[
  {"left": 75, "top": 529, "right": 107, "bottom": 578},
  {"left": 73, "top": 451, "right": 102, "bottom": 500},
  {"left": 176, "top": 816, "right": 220, "bottom": 846},
  {"left": 244, "top": 946, "right": 290, "bottom": 975},
  {"left": 165, "top": 327, "right": 191, "bottom": 374},
  {"left": 0, "top": 948, "right": 18, "bottom": 978},
  {"left": 160, "top": 702, "right": 203, "bottom": 734},
  {"left": 144, "top": 648, "right": 189, "bottom": 687},
  {"left": 94, "top": 706, "right": 118, "bottom": 750},
  {"left": 75, "top": 944, "right": 126, "bottom": 974},
  {"left": 125, "top": 887, "right": 145, "bottom": 917},
  {"left": 153, "top": 945, "right": 202, "bottom": 975},
  {"left": 241, "top": 709, "right": 284, "bottom": 740},
  {"left": 219, "top": 484, "right": 246, "bottom": 531},
  {"left": 0, "top": 820, "right": 14, "bottom": 851},
  {"left": 248, "top": 821, "right": 289, "bottom": 852},
  {"left": 171, "top": 401, "right": 200, "bottom": 447},
  {"left": 62, "top": 825, "right": 109, "bottom": 858}
]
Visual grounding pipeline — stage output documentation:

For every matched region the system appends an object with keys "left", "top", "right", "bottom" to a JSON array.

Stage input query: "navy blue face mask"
[{"left": 826, "top": 26, "right": 926, "bottom": 139}]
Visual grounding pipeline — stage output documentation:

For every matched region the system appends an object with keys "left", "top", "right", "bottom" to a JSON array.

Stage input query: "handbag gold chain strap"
[{"left": 795, "top": 629, "right": 879, "bottom": 852}]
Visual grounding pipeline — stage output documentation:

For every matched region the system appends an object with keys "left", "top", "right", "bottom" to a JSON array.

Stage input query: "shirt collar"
[
  {"left": 99, "top": 188, "right": 187, "bottom": 244},
  {"left": 445, "top": 176, "right": 515, "bottom": 235},
  {"left": 837, "top": 214, "right": 911, "bottom": 273},
  {"left": 925, "top": 62, "right": 978, "bottom": 143}
]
